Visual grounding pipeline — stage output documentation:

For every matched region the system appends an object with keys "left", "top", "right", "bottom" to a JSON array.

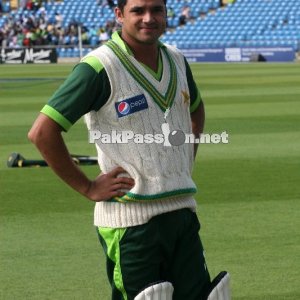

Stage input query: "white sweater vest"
[{"left": 84, "top": 42, "right": 197, "bottom": 227}]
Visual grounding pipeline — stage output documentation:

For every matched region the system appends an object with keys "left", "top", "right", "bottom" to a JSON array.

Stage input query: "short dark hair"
[{"left": 117, "top": 0, "right": 167, "bottom": 11}]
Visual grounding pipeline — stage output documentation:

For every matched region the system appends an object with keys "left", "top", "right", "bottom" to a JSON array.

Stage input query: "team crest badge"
[{"left": 181, "top": 90, "right": 190, "bottom": 105}]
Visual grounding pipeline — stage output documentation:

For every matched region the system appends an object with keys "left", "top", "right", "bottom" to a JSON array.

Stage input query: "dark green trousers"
[{"left": 97, "top": 208, "right": 211, "bottom": 300}]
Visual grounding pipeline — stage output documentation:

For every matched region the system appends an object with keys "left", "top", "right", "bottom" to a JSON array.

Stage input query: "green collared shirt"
[{"left": 41, "top": 31, "right": 202, "bottom": 131}]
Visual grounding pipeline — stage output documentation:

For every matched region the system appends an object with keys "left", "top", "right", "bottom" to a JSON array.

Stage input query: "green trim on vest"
[
  {"left": 105, "top": 40, "right": 178, "bottom": 112},
  {"left": 81, "top": 56, "right": 104, "bottom": 73},
  {"left": 110, "top": 187, "right": 197, "bottom": 203}
]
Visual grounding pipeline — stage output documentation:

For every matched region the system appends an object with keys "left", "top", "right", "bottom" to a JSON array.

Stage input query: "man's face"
[{"left": 115, "top": 0, "right": 166, "bottom": 46}]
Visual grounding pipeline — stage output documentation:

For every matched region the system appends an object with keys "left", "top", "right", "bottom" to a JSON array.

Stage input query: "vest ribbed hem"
[{"left": 94, "top": 196, "right": 197, "bottom": 228}]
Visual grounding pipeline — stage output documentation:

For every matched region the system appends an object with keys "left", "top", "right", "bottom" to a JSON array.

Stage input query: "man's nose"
[{"left": 143, "top": 11, "right": 155, "bottom": 23}]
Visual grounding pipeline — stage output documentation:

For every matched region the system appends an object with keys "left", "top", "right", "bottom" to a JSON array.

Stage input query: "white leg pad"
[
  {"left": 207, "top": 272, "right": 231, "bottom": 300},
  {"left": 134, "top": 282, "right": 174, "bottom": 300}
]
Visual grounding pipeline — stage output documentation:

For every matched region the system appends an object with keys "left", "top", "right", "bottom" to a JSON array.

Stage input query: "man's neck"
[
  {"left": 132, "top": 44, "right": 159, "bottom": 72},
  {"left": 121, "top": 34, "right": 160, "bottom": 72}
]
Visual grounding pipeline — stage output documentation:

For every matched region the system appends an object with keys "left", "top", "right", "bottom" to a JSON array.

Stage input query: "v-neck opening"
[
  {"left": 140, "top": 51, "right": 163, "bottom": 82},
  {"left": 106, "top": 40, "right": 178, "bottom": 112}
]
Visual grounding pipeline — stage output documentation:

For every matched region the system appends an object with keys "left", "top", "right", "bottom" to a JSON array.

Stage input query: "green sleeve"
[
  {"left": 41, "top": 58, "right": 111, "bottom": 131},
  {"left": 184, "top": 58, "right": 202, "bottom": 113}
]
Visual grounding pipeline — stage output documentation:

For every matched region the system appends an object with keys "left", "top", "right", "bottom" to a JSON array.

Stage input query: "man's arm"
[
  {"left": 191, "top": 100, "right": 205, "bottom": 159},
  {"left": 28, "top": 113, "right": 134, "bottom": 201},
  {"left": 183, "top": 57, "right": 205, "bottom": 158}
]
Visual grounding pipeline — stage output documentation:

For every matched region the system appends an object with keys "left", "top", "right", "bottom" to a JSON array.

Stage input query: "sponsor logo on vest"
[
  {"left": 117, "top": 102, "right": 130, "bottom": 115},
  {"left": 115, "top": 94, "right": 148, "bottom": 118}
]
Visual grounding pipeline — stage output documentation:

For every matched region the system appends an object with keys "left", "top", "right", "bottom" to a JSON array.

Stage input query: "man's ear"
[{"left": 114, "top": 7, "right": 124, "bottom": 24}]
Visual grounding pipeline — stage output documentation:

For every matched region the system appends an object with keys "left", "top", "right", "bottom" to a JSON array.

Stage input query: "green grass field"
[{"left": 0, "top": 62, "right": 299, "bottom": 300}]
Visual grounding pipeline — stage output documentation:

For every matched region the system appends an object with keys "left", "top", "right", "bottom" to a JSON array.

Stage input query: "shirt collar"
[{"left": 111, "top": 30, "right": 166, "bottom": 56}]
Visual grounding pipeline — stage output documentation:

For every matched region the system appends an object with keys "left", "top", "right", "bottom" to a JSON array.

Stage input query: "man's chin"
[{"left": 138, "top": 35, "right": 160, "bottom": 45}]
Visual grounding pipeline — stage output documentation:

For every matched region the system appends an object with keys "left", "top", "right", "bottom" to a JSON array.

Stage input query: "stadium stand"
[
  {"left": 162, "top": 0, "right": 300, "bottom": 51},
  {"left": 0, "top": 0, "right": 299, "bottom": 57}
]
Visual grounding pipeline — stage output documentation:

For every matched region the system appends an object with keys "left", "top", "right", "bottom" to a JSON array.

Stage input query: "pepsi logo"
[
  {"left": 118, "top": 101, "right": 130, "bottom": 115},
  {"left": 115, "top": 94, "right": 148, "bottom": 118}
]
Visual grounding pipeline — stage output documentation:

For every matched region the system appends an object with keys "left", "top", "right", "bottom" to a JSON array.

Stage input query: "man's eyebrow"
[
  {"left": 129, "top": 4, "right": 164, "bottom": 11},
  {"left": 129, "top": 6, "right": 143, "bottom": 10}
]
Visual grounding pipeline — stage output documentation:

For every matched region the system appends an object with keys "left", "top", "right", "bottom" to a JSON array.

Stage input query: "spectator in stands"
[
  {"left": 89, "top": 25, "right": 97, "bottom": 38},
  {"left": 25, "top": 15, "right": 37, "bottom": 31},
  {"left": 32, "top": 26, "right": 48, "bottom": 45},
  {"left": 46, "top": 25, "right": 60, "bottom": 45},
  {"left": 98, "top": 27, "right": 109, "bottom": 44},
  {"left": 57, "top": 27, "right": 65, "bottom": 45},
  {"left": 17, "top": 29, "right": 25, "bottom": 47},
  {"left": 26, "top": 0, "right": 34, "bottom": 11},
  {"left": 167, "top": 6, "right": 175, "bottom": 28},
  {"left": 80, "top": 27, "right": 90, "bottom": 45},
  {"left": 0, "top": 30, "right": 4, "bottom": 47},
  {"left": 1, "top": 30, "right": 9, "bottom": 48},
  {"left": 167, "top": 6, "right": 175, "bottom": 19},
  {"left": 30, "top": 28, "right": 39, "bottom": 45},
  {"left": 32, "top": 0, "right": 41, "bottom": 12},
  {"left": 104, "top": 19, "right": 117, "bottom": 38},
  {"left": 23, "top": 30, "right": 32, "bottom": 46},
  {"left": 179, "top": 5, "right": 191, "bottom": 26},
  {"left": 19, "top": 0, "right": 26, "bottom": 9},
  {"left": 54, "top": 11, "right": 62, "bottom": 29}
]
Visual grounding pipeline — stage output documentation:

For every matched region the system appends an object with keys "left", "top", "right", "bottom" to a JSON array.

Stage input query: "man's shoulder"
[
  {"left": 161, "top": 43, "right": 185, "bottom": 59},
  {"left": 82, "top": 43, "right": 109, "bottom": 57},
  {"left": 162, "top": 43, "right": 181, "bottom": 53},
  {"left": 161, "top": 43, "right": 186, "bottom": 67},
  {"left": 80, "top": 44, "right": 111, "bottom": 73}
]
